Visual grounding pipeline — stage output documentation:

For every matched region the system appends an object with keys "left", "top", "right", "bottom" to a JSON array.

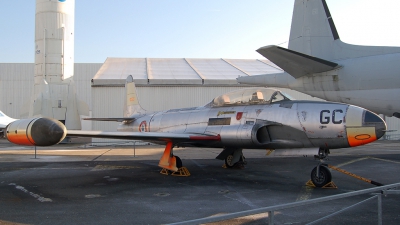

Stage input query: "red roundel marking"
[
  {"left": 355, "top": 134, "right": 371, "bottom": 140},
  {"left": 139, "top": 121, "right": 147, "bottom": 132}
]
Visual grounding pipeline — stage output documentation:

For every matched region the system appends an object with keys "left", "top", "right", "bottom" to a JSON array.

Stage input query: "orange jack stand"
[
  {"left": 160, "top": 168, "right": 170, "bottom": 175},
  {"left": 158, "top": 142, "right": 178, "bottom": 172},
  {"left": 306, "top": 180, "right": 338, "bottom": 189},
  {"left": 160, "top": 167, "right": 191, "bottom": 176}
]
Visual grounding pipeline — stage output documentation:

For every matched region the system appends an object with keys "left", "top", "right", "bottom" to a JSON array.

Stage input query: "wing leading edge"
[
  {"left": 257, "top": 45, "right": 339, "bottom": 78},
  {"left": 67, "top": 130, "right": 221, "bottom": 144},
  {"left": 83, "top": 118, "right": 135, "bottom": 122}
]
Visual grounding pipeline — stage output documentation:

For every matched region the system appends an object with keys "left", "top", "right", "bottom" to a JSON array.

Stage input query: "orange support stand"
[
  {"left": 158, "top": 142, "right": 178, "bottom": 172},
  {"left": 160, "top": 167, "right": 191, "bottom": 176},
  {"left": 306, "top": 180, "right": 338, "bottom": 189}
]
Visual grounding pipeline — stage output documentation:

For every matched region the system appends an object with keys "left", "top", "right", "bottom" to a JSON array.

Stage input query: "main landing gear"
[
  {"left": 224, "top": 153, "right": 247, "bottom": 168},
  {"left": 158, "top": 142, "right": 190, "bottom": 176},
  {"left": 216, "top": 148, "right": 247, "bottom": 169},
  {"left": 310, "top": 148, "right": 334, "bottom": 187}
]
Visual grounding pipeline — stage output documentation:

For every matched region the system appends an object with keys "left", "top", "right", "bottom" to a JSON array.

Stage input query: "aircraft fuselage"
[
  {"left": 118, "top": 97, "right": 385, "bottom": 150},
  {"left": 291, "top": 53, "right": 400, "bottom": 116}
]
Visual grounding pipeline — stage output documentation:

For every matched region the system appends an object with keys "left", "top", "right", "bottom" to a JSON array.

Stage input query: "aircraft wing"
[
  {"left": 257, "top": 45, "right": 339, "bottom": 78},
  {"left": 83, "top": 118, "right": 135, "bottom": 122},
  {"left": 67, "top": 130, "right": 221, "bottom": 143},
  {"left": 83, "top": 113, "right": 151, "bottom": 123}
]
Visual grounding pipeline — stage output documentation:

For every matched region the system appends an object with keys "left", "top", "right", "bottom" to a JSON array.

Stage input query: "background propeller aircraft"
[
  {"left": 237, "top": 0, "right": 400, "bottom": 119},
  {"left": 4, "top": 76, "right": 386, "bottom": 187}
]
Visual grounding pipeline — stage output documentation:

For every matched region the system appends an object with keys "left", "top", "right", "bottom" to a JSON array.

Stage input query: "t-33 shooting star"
[{"left": 4, "top": 76, "right": 386, "bottom": 187}]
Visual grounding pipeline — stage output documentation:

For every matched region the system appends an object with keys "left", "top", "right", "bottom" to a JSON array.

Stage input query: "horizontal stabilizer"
[{"left": 257, "top": 45, "right": 339, "bottom": 78}]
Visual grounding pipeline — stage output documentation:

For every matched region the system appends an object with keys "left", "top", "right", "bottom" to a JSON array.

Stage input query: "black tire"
[
  {"left": 174, "top": 155, "right": 182, "bottom": 168},
  {"left": 225, "top": 154, "right": 235, "bottom": 168},
  {"left": 311, "top": 166, "right": 332, "bottom": 187}
]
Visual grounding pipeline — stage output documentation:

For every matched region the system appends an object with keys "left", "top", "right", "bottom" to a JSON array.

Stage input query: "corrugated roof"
[
  {"left": 92, "top": 57, "right": 282, "bottom": 86},
  {"left": 148, "top": 58, "right": 201, "bottom": 85}
]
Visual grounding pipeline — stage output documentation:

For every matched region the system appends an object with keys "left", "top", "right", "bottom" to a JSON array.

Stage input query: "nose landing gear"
[
  {"left": 310, "top": 148, "right": 334, "bottom": 188},
  {"left": 311, "top": 164, "right": 332, "bottom": 187}
]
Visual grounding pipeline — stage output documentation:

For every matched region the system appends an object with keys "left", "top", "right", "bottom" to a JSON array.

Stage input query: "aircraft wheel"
[
  {"left": 311, "top": 166, "right": 332, "bottom": 187},
  {"left": 174, "top": 155, "right": 182, "bottom": 168},
  {"left": 225, "top": 154, "right": 235, "bottom": 168}
]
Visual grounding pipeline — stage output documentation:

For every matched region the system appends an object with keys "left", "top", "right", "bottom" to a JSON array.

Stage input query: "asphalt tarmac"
[{"left": 0, "top": 140, "right": 400, "bottom": 225}]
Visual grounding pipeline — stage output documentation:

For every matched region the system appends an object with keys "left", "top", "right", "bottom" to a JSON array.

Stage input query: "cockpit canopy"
[{"left": 210, "top": 88, "right": 293, "bottom": 107}]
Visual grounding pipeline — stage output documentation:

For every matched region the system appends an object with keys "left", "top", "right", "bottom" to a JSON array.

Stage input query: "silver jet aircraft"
[
  {"left": 237, "top": 0, "right": 400, "bottom": 118},
  {"left": 4, "top": 76, "right": 386, "bottom": 187}
]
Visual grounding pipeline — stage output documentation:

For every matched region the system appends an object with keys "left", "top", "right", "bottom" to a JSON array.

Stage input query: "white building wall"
[
  {"left": 0, "top": 63, "right": 34, "bottom": 118},
  {"left": 0, "top": 63, "right": 101, "bottom": 119}
]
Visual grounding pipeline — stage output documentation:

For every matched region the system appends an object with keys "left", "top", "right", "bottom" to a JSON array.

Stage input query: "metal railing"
[{"left": 167, "top": 182, "right": 400, "bottom": 225}]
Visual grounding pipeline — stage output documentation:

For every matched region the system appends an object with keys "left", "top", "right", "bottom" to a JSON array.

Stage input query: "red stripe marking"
[{"left": 189, "top": 134, "right": 221, "bottom": 141}]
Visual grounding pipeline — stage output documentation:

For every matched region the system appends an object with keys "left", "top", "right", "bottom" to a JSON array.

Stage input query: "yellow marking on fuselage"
[{"left": 217, "top": 111, "right": 236, "bottom": 116}]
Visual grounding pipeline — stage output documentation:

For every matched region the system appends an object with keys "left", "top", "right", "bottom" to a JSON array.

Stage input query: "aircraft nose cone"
[
  {"left": 346, "top": 106, "right": 386, "bottom": 147},
  {"left": 363, "top": 111, "right": 386, "bottom": 139}
]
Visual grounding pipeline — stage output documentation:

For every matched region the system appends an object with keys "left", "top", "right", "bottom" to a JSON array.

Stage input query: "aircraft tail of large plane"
[
  {"left": 254, "top": 0, "right": 349, "bottom": 77},
  {"left": 255, "top": 0, "right": 400, "bottom": 78},
  {"left": 288, "top": 0, "right": 340, "bottom": 60}
]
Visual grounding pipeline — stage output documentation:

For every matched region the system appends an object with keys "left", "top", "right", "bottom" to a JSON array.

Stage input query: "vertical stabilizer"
[
  {"left": 288, "top": 0, "right": 339, "bottom": 60},
  {"left": 124, "top": 75, "right": 146, "bottom": 117}
]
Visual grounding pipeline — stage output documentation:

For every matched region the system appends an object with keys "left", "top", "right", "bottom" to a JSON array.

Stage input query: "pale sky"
[{"left": 1, "top": 0, "right": 400, "bottom": 63}]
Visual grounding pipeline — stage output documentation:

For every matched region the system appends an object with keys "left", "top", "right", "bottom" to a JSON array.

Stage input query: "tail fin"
[
  {"left": 281, "top": 0, "right": 400, "bottom": 62},
  {"left": 124, "top": 75, "right": 146, "bottom": 117},
  {"left": 288, "top": 0, "right": 339, "bottom": 60}
]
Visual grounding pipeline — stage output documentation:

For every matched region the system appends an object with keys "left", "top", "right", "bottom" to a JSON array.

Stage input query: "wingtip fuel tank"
[{"left": 5, "top": 118, "right": 67, "bottom": 146}]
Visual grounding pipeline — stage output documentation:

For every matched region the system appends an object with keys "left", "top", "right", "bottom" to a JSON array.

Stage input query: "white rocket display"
[{"left": 22, "top": 0, "right": 88, "bottom": 129}]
